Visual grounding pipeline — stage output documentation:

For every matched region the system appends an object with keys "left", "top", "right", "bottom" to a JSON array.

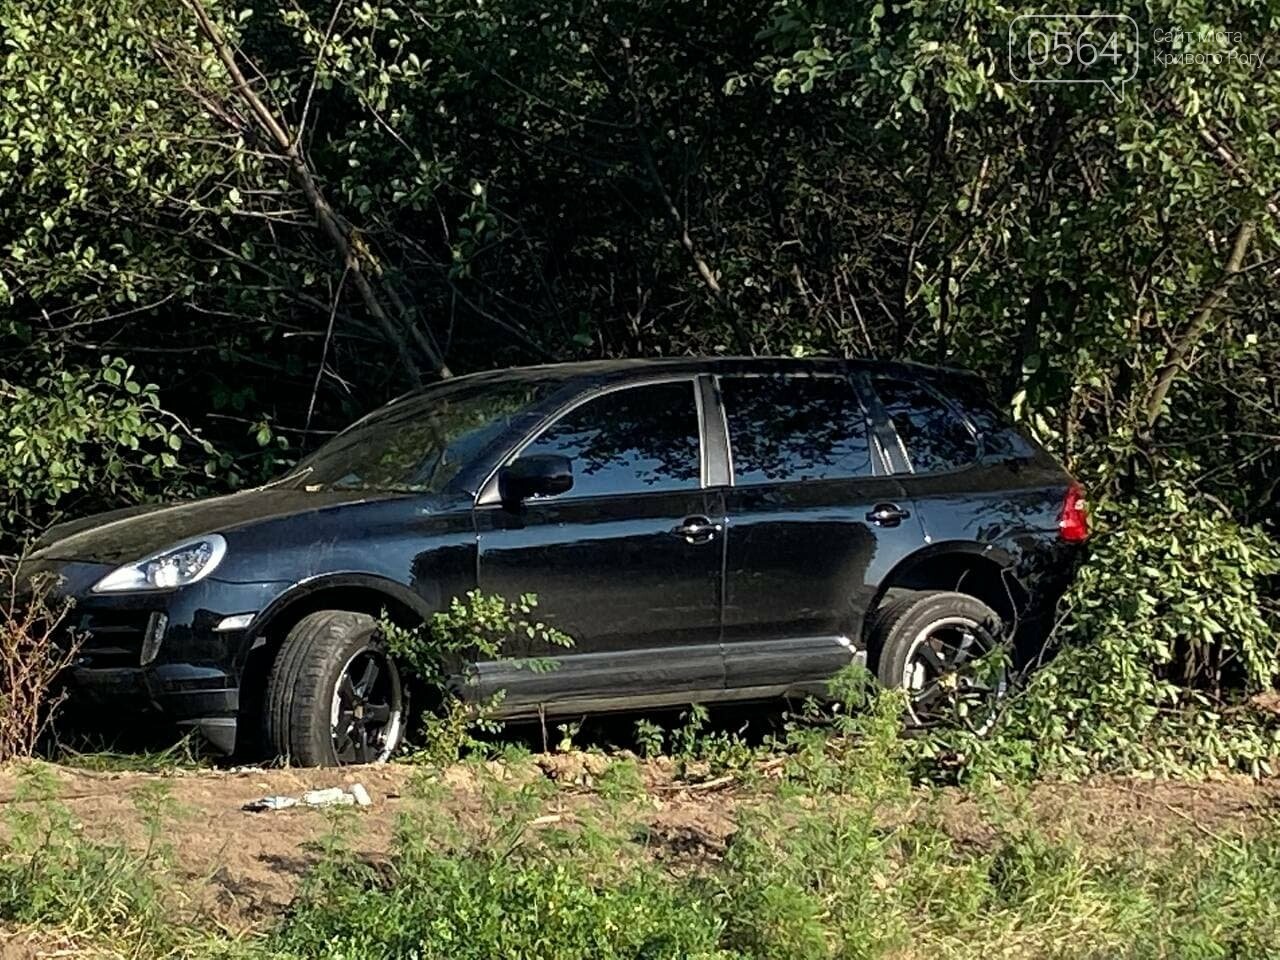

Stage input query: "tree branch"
[
  {"left": 178, "top": 0, "right": 450, "bottom": 382},
  {"left": 1144, "top": 218, "right": 1256, "bottom": 430}
]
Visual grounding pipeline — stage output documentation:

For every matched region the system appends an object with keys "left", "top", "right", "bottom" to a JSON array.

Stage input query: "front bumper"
[
  {"left": 25, "top": 559, "right": 288, "bottom": 754},
  {"left": 67, "top": 662, "right": 243, "bottom": 752}
]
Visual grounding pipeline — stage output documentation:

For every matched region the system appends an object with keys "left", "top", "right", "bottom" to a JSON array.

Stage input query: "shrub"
[
  {"left": 0, "top": 359, "right": 216, "bottom": 539},
  {"left": 925, "top": 489, "right": 1280, "bottom": 780},
  {"left": 0, "top": 556, "right": 82, "bottom": 763},
  {"left": 382, "top": 591, "right": 573, "bottom": 764}
]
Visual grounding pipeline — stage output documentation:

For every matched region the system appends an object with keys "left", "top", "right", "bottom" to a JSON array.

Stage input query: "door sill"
[{"left": 496, "top": 649, "right": 866, "bottom": 720}]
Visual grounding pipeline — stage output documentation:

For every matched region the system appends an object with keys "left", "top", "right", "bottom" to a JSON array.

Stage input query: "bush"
[
  {"left": 382, "top": 591, "right": 573, "bottom": 764},
  {"left": 0, "top": 359, "right": 216, "bottom": 540},
  {"left": 0, "top": 557, "right": 82, "bottom": 763},
  {"left": 925, "top": 489, "right": 1280, "bottom": 780}
]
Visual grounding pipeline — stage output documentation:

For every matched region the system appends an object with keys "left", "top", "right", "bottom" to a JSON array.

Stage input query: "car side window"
[
  {"left": 719, "top": 374, "right": 874, "bottom": 485},
  {"left": 516, "top": 380, "right": 701, "bottom": 498},
  {"left": 874, "top": 377, "right": 977, "bottom": 473}
]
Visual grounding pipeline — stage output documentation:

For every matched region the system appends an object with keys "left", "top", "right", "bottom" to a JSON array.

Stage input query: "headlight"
[{"left": 92, "top": 535, "right": 228, "bottom": 593}]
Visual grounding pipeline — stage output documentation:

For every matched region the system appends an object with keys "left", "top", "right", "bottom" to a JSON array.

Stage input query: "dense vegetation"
[
  {"left": 3, "top": 3, "right": 1280, "bottom": 758},
  {"left": 6, "top": 7, "right": 1280, "bottom": 955}
]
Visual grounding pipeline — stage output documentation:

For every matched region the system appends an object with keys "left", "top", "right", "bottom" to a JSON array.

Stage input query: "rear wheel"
[
  {"left": 869, "top": 590, "right": 1008, "bottom": 732},
  {"left": 264, "top": 610, "right": 406, "bottom": 766}
]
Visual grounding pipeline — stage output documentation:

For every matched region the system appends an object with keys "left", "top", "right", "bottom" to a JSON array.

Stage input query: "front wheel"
[
  {"left": 869, "top": 590, "right": 1009, "bottom": 733},
  {"left": 264, "top": 610, "right": 406, "bottom": 766}
]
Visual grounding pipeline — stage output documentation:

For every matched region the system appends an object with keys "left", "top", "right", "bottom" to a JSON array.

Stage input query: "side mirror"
[{"left": 499, "top": 454, "right": 573, "bottom": 504}]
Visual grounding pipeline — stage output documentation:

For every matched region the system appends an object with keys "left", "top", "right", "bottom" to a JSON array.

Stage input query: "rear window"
[{"left": 873, "top": 377, "right": 977, "bottom": 474}]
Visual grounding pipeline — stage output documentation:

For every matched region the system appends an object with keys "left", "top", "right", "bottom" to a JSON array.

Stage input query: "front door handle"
[
  {"left": 866, "top": 503, "right": 910, "bottom": 527},
  {"left": 673, "top": 515, "right": 723, "bottom": 544}
]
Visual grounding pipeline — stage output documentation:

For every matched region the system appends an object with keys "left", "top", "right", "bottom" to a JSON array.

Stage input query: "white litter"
[
  {"left": 349, "top": 783, "right": 373, "bottom": 807},
  {"left": 242, "top": 795, "right": 299, "bottom": 812},
  {"left": 243, "top": 783, "right": 373, "bottom": 812},
  {"left": 302, "top": 787, "right": 355, "bottom": 807}
]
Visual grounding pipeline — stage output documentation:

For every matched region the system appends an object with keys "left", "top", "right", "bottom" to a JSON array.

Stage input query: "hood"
[{"left": 29, "top": 488, "right": 412, "bottom": 566}]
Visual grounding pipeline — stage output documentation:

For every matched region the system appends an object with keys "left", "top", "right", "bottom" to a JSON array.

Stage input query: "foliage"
[
  {"left": 386, "top": 590, "right": 573, "bottom": 686},
  {"left": 0, "top": 359, "right": 217, "bottom": 534},
  {"left": 632, "top": 718, "right": 666, "bottom": 760},
  {"left": 778, "top": 676, "right": 911, "bottom": 798},
  {"left": 271, "top": 831, "right": 727, "bottom": 957},
  {"left": 3, "top": 0, "right": 1278, "bottom": 529},
  {"left": 0, "top": 765, "right": 179, "bottom": 949},
  {"left": 0, "top": 0, "right": 1279, "bottom": 786},
  {"left": 1, "top": 704, "right": 1280, "bottom": 958},
  {"left": 924, "top": 492, "right": 1280, "bottom": 781},
  {"left": 382, "top": 590, "right": 573, "bottom": 764},
  {"left": 594, "top": 756, "right": 647, "bottom": 802}
]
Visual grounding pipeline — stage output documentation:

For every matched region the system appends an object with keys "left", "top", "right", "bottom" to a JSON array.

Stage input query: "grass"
[
  {"left": 54, "top": 734, "right": 210, "bottom": 774},
  {"left": 0, "top": 765, "right": 181, "bottom": 952},
  {"left": 2, "top": 697, "right": 1279, "bottom": 959}
]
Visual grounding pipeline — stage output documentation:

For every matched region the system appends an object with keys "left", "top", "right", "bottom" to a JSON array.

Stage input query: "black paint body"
[{"left": 25, "top": 358, "right": 1084, "bottom": 751}]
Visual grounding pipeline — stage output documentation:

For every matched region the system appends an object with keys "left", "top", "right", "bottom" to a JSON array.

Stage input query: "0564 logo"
[{"left": 1008, "top": 14, "right": 1140, "bottom": 100}]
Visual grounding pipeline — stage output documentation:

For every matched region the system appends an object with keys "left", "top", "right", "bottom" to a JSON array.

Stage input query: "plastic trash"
[
  {"left": 244, "top": 785, "right": 372, "bottom": 811},
  {"left": 242, "top": 795, "right": 299, "bottom": 812},
  {"left": 302, "top": 787, "right": 355, "bottom": 807},
  {"left": 349, "top": 783, "right": 373, "bottom": 807}
]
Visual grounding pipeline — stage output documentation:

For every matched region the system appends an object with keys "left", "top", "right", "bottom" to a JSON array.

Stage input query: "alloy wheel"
[
  {"left": 330, "top": 647, "right": 404, "bottom": 764},
  {"left": 901, "top": 615, "right": 1007, "bottom": 731}
]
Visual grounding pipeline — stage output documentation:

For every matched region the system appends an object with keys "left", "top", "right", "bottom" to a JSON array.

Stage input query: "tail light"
[{"left": 1058, "top": 483, "right": 1089, "bottom": 542}]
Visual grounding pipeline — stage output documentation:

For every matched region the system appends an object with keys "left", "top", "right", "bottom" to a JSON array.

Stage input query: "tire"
[
  {"left": 264, "top": 610, "right": 406, "bottom": 767},
  {"left": 869, "top": 590, "right": 1008, "bottom": 732},
  {"left": 863, "top": 587, "right": 923, "bottom": 650}
]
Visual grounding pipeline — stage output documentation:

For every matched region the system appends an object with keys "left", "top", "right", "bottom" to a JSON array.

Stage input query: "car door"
[
  {"left": 714, "top": 371, "right": 929, "bottom": 693},
  {"left": 471, "top": 376, "right": 726, "bottom": 715},
  {"left": 870, "top": 372, "right": 1042, "bottom": 558}
]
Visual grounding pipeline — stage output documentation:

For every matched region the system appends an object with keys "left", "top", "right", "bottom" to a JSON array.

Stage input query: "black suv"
[{"left": 27, "top": 358, "right": 1087, "bottom": 765}]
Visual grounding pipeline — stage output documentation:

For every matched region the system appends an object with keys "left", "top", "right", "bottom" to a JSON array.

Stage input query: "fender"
[
  {"left": 865, "top": 538, "right": 1022, "bottom": 630},
  {"left": 892, "top": 538, "right": 1018, "bottom": 572},
  {"left": 242, "top": 571, "right": 436, "bottom": 662}
]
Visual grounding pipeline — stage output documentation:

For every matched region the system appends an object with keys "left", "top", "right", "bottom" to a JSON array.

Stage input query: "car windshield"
[{"left": 293, "top": 378, "right": 560, "bottom": 494}]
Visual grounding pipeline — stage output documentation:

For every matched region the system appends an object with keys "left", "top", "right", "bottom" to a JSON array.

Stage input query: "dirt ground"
[{"left": 0, "top": 757, "right": 1278, "bottom": 943}]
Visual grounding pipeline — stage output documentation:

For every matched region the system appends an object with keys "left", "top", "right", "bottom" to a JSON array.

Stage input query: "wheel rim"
[
  {"left": 330, "top": 647, "right": 403, "bottom": 764},
  {"left": 901, "top": 615, "right": 1007, "bottom": 732}
]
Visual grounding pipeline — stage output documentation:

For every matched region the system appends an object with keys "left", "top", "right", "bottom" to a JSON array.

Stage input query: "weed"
[
  {"left": 382, "top": 591, "right": 573, "bottom": 765},
  {"left": 555, "top": 719, "right": 581, "bottom": 752},
  {"left": 56, "top": 734, "right": 209, "bottom": 774},
  {"left": 595, "top": 757, "right": 646, "bottom": 802},
  {"left": 267, "top": 772, "right": 725, "bottom": 960},
  {"left": 0, "top": 558, "right": 82, "bottom": 763},
  {"left": 633, "top": 717, "right": 665, "bottom": 758},
  {"left": 0, "top": 764, "right": 178, "bottom": 953}
]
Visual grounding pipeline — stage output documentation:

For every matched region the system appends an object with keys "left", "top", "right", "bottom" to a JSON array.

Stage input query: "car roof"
[{"left": 409, "top": 356, "right": 982, "bottom": 392}]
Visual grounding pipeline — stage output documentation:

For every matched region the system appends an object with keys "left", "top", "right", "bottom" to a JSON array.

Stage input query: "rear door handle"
[
  {"left": 866, "top": 503, "right": 910, "bottom": 527},
  {"left": 673, "top": 515, "right": 723, "bottom": 543}
]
